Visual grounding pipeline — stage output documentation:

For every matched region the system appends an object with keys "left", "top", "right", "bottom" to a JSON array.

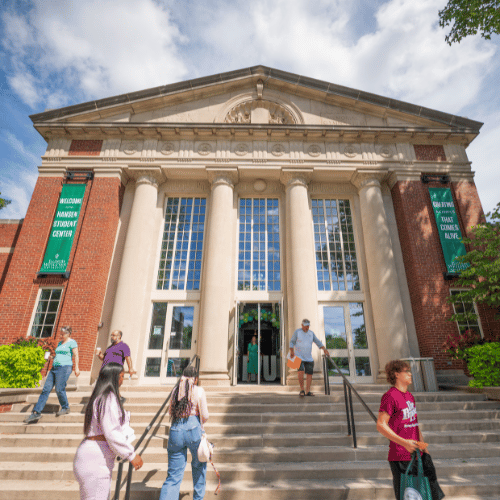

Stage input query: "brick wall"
[
  {"left": 0, "top": 176, "right": 122, "bottom": 371},
  {"left": 0, "top": 221, "right": 23, "bottom": 292},
  {"left": 391, "top": 177, "right": 499, "bottom": 370}
]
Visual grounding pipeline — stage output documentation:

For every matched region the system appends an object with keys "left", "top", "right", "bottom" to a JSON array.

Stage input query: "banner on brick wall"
[
  {"left": 428, "top": 187, "right": 469, "bottom": 274},
  {"left": 39, "top": 184, "right": 86, "bottom": 274}
]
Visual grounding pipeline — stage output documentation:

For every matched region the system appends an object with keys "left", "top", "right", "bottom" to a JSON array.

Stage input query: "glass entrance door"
[
  {"left": 321, "top": 303, "right": 372, "bottom": 383},
  {"left": 236, "top": 302, "right": 281, "bottom": 384},
  {"left": 143, "top": 302, "right": 198, "bottom": 382}
]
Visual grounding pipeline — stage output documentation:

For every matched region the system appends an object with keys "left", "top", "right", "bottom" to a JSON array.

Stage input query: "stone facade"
[{"left": 0, "top": 66, "right": 495, "bottom": 386}]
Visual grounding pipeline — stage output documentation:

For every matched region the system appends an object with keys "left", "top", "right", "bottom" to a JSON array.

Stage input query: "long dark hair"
[
  {"left": 170, "top": 365, "right": 197, "bottom": 422},
  {"left": 84, "top": 362, "right": 125, "bottom": 435}
]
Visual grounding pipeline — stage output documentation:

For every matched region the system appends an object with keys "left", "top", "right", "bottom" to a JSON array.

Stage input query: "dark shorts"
[{"left": 299, "top": 360, "right": 314, "bottom": 375}]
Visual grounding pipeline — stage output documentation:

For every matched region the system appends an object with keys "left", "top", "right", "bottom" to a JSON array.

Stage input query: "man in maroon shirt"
[
  {"left": 96, "top": 330, "right": 136, "bottom": 376},
  {"left": 377, "top": 360, "right": 444, "bottom": 500}
]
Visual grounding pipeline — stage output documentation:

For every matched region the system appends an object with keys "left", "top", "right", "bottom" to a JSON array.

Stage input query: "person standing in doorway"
[
  {"left": 289, "top": 319, "right": 329, "bottom": 397},
  {"left": 24, "top": 325, "right": 80, "bottom": 423},
  {"left": 96, "top": 330, "right": 136, "bottom": 376},
  {"left": 247, "top": 335, "right": 258, "bottom": 383}
]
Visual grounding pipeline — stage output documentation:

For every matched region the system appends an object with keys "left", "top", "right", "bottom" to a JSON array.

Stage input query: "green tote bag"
[{"left": 400, "top": 451, "right": 433, "bottom": 500}]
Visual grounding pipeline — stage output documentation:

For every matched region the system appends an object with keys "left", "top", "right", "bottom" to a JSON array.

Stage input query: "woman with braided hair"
[{"left": 159, "top": 365, "right": 209, "bottom": 500}]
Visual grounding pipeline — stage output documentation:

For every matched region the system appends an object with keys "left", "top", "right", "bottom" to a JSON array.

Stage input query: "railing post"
[
  {"left": 323, "top": 357, "right": 328, "bottom": 395},
  {"left": 124, "top": 462, "right": 134, "bottom": 500},
  {"left": 343, "top": 379, "right": 351, "bottom": 437},
  {"left": 348, "top": 385, "right": 357, "bottom": 448},
  {"left": 114, "top": 461, "right": 123, "bottom": 500}
]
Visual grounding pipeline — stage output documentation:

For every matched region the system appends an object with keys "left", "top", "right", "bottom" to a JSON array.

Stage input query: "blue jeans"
[
  {"left": 160, "top": 415, "right": 207, "bottom": 500},
  {"left": 33, "top": 365, "right": 72, "bottom": 414}
]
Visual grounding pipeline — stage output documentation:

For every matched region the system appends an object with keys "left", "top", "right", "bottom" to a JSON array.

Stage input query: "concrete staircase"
[{"left": 1, "top": 383, "right": 500, "bottom": 499}]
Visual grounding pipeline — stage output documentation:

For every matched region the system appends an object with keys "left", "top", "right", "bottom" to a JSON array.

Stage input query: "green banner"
[
  {"left": 429, "top": 187, "right": 469, "bottom": 274},
  {"left": 39, "top": 184, "right": 86, "bottom": 273}
]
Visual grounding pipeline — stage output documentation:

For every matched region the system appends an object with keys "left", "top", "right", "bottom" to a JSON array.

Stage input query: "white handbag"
[{"left": 197, "top": 433, "right": 213, "bottom": 462}]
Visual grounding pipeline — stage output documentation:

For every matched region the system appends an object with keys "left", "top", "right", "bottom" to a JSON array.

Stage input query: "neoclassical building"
[{"left": 1, "top": 66, "right": 498, "bottom": 386}]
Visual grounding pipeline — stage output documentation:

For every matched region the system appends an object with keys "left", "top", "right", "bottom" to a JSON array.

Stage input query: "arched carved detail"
[{"left": 215, "top": 90, "right": 304, "bottom": 125}]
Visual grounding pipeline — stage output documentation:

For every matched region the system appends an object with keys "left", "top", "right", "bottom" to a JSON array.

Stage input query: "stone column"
[
  {"left": 109, "top": 174, "right": 162, "bottom": 373},
  {"left": 352, "top": 171, "right": 410, "bottom": 380},
  {"left": 281, "top": 170, "right": 322, "bottom": 374},
  {"left": 198, "top": 168, "right": 238, "bottom": 385}
]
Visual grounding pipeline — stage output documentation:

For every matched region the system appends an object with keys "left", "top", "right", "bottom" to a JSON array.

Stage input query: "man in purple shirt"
[{"left": 96, "top": 330, "right": 136, "bottom": 376}]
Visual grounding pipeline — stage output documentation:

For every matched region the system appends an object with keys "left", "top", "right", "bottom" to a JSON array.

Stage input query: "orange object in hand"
[
  {"left": 287, "top": 355, "right": 302, "bottom": 370},
  {"left": 417, "top": 441, "right": 428, "bottom": 451}
]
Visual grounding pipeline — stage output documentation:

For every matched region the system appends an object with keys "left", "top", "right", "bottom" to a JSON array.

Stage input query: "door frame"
[
  {"left": 319, "top": 302, "right": 373, "bottom": 383},
  {"left": 141, "top": 301, "right": 199, "bottom": 384}
]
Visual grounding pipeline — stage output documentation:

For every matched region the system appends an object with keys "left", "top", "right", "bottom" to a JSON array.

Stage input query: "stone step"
[
  {"left": 1, "top": 456, "right": 499, "bottom": 482},
  {"left": 12, "top": 398, "right": 500, "bottom": 415},
  {"left": 4, "top": 409, "right": 500, "bottom": 427},
  {"left": 2, "top": 442, "right": 499, "bottom": 465},
  {"left": 3, "top": 429, "right": 500, "bottom": 449},
  {"left": 3, "top": 415, "right": 500, "bottom": 435},
  {"left": 23, "top": 391, "right": 489, "bottom": 405},
  {"left": 1, "top": 473, "right": 500, "bottom": 499}
]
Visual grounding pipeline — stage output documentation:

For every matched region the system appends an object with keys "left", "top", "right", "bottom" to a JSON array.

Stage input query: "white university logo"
[
  {"left": 402, "top": 401, "right": 417, "bottom": 422},
  {"left": 404, "top": 486, "right": 423, "bottom": 500}
]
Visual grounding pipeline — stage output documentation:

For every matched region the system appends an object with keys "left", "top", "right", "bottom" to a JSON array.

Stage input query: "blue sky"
[{"left": 1, "top": 0, "right": 499, "bottom": 219}]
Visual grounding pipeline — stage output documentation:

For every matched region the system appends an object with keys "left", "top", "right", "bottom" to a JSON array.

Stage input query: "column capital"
[
  {"left": 350, "top": 170, "right": 389, "bottom": 191},
  {"left": 206, "top": 167, "right": 238, "bottom": 188},
  {"left": 280, "top": 168, "right": 313, "bottom": 189},
  {"left": 124, "top": 166, "right": 166, "bottom": 187}
]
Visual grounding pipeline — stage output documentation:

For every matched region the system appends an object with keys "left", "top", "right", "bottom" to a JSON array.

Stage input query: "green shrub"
[
  {"left": 0, "top": 342, "right": 47, "bottom": 388},
  {"left": 466, "top": 342, "right": 500, "bottom": 388}
]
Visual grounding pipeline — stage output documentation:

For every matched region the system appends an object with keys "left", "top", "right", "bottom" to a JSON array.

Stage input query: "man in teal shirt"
[{"left": 289, "top": 319, "right": 328, "bottom": 397}]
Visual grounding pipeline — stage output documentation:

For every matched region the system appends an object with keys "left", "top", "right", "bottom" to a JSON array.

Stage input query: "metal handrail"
[
  {"left": 322, "top": 355, "right": 377, "bottom": 448},
  {"left": 114, "top": 354, "right": 201, "bottom": 500}
]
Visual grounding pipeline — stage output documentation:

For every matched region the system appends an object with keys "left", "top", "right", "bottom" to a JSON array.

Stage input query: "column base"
[{"left": 198, "top": 372, "right": 231, "bottom": 387}]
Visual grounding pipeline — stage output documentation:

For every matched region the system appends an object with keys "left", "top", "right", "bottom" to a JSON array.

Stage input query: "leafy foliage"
[
  {"left": 448, "top": 202, "right": 500, "bottom": 329},
  {"left": 439, "top": 0, "right": 500, "bottom": 44},
  {"left": 0, "top": 192, "right": 11, "bottom": 210},
  {"left": 0, "top": 342, "right": 47, "bottom": 388},
  {"left": 466, "top": 342, "right": 500, "bottom": 387},
  {"left": 442, "top": 329, "right": 483, "bottom": 361}
]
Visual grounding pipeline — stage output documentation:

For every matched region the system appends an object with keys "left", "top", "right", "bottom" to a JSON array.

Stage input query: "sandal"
[
  {"left": 299, "top": 390, "right": 305, "bottom": 397},
  {"left": 306, "top": 392, "right": 314, "bottom": 396}
]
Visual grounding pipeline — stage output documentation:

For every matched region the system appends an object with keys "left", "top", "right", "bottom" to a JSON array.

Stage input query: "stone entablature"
[{"left": 42, "top": 137, "right": 471, "bottom": 169}]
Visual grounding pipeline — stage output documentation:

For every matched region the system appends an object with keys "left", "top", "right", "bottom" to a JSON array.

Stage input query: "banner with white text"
[
  {"left": 429, "top": 187, "right": 469, "bottom": 274},
  {"left": 39, "top": 184, "right": 86, "bottom": 273}
]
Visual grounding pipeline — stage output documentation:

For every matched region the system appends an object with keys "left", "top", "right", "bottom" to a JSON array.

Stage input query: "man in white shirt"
[{"left": 289, "top": 319, "right": 329, "bottom": 396}]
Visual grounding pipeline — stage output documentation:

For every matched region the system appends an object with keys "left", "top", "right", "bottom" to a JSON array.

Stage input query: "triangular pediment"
[{"left": 30, "top": 65, "right": 482, "bottom": 134}]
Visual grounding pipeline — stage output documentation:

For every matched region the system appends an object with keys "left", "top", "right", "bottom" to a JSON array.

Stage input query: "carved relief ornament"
[{"left": 224, "top": 100, "right": 296, "bottom": 124}]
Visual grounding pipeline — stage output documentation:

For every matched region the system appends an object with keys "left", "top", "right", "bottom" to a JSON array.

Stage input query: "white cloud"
[
  {"left": 2, "top": 0, "right": 188, "bottom": 107},
  {"left": 466, "top": 113, "right": 500, "bottom": 214},
  {"left": 0, "top": 170, "right": 37, "bottom": 220}
]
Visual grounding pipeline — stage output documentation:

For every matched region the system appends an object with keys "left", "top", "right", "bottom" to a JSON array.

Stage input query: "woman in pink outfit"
[{"left": 73, "top": 362, "right": 143, "bottom": 500}]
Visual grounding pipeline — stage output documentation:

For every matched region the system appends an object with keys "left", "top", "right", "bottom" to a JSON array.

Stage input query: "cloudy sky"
[{"left": 1, "top": 0, "right": 499, "bottom": 219}]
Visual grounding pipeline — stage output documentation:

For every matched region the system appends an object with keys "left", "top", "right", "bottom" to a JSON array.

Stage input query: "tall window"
[
  {"left": 238, "top": 198, "right": 281, "bottom": 291},
  {"left": 450, "top": 290, "right": 483, "bottom": 337},
  {"left": 30, "top": 288, "right": 63, "bottom": 338},
  {"left": 312, "top": 199, "right": 360, "bottom": 291},
  {"left": 157, "top": 197, "right": 206, "bottom": 291}
]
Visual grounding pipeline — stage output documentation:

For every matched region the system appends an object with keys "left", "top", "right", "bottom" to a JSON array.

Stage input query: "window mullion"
[
  {"left": 170, "top": 202, "right": 181, "bottom": 290},
  {"left": 323, "top": 200, "right": 333, "bottom": 290},
  {"left": 339, "top": 201, "right": 348, "bottom": 291},
  {"left": 185, "top": 201, "right": 194, "bottom": 289}
]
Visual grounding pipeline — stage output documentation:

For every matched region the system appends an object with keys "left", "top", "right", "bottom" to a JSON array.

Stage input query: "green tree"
[
  {"left": 439, "top": 0, "right": 500, "bottom": 45},
  {"left": 0, "top": 192, "right": 11, "bottom": 210},
  {"left": 448, "top": 202, "right": 500, "bottom": 330}
]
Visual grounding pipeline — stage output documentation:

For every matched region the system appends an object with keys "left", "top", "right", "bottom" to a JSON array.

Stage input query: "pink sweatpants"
[{"left": 73, "top": 439, "right": 116, "bottom": 500}]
